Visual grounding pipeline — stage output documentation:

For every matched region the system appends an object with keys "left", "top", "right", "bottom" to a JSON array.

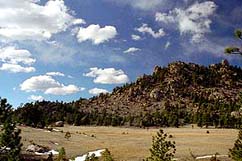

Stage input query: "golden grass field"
[{"left": 20, "top": 125, "right": 238, "bottom": 161}]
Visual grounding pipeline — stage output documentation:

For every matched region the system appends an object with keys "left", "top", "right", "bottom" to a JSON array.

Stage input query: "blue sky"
[{"left": 0, "top": 0, "right": 242, "bottom": 108}]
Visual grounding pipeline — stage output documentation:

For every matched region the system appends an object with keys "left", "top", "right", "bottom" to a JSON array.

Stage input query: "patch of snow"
[
  {"left": 196, "top": 154, "right": 228, "bottom": 160},
  {"left": 52, "top": 128, "right": 62, "bottom": 132},
  {"left": 70, "top": 149, "right": 105, "bottom": 161},
  {"left": 35, "top": 150, "right": 59, "bottom": 155},
  {"left": 44, "top": 130, "right": 51, "bottom": 133}
]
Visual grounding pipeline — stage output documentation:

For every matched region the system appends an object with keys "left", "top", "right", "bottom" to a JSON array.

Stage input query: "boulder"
[
  {"left": 26, "top": 144, "right": 49, "bottom": 153},
  {"left": 55, "top": 121, "right": 64, "bottom": 127}
]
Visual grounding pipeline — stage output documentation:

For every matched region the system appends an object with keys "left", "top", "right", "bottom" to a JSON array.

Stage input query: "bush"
[{"left": 64, "top": 131, "right": 71, "bottom": 140}]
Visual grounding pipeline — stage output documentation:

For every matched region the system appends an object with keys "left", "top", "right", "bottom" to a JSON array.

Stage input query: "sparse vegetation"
[{"left": 19, "top": 125, "right": 238, "bottom": 161}]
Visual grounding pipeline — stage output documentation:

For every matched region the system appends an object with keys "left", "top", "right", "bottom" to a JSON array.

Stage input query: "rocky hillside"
[
  {"left": 15, "top": 60, "right": 242, "bottom": 128},
  {"left": 77, "top": 60, "right": 242, "bottom": 116}
]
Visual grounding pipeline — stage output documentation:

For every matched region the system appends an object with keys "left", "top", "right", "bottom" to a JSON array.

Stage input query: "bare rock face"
[
  {"left": 221, "top": 59, "right": 229, "bottom": 66},
  {"left": 150, "top": 89, "right": 162, "bottom": 100}
]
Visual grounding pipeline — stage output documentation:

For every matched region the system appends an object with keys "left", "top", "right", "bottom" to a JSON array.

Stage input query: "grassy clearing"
[{"left": 20, "top": 125, "right": 238, "bottom": 161}]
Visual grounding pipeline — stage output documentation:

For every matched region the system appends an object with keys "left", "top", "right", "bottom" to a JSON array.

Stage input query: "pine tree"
[
  {"left": 0, "top": 98, "right": 12, "bottom": 124},
  {"left": 229, "top": 129, "right": 242, "bottom": 161},
  {"left": 145, "top": 129, "right": 176, "bottom": 161},
  {"left": 57, "top": 147, "right": 67, "bottom": 161},
  {"left": 225, "top": 29, "right": 242, "bottom": 55},
  {"left": 100, "top": 149, "right": 114, "bottom": 161},
  {"left": 0, "top": 98, "right": 22, "bottom": 161}
]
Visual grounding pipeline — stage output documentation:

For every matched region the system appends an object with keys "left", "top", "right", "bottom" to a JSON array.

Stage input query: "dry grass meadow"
[{"left": 20, "top": 125, "right": 238, "bottom": 161}]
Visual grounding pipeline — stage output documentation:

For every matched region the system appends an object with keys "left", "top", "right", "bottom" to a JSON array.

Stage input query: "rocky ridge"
[{"left": 76, "top": 60, "right": 242, "bottom": 116}]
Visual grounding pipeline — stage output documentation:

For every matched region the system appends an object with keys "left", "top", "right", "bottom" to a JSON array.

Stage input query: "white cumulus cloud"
[
  {"left": 46, "top": 72, "right": 65, "bottom": 77},
  {"left": 0, "top": 46, "right": 36, "bottom": 65},
  {"left": 89, "top": 88, "right": 109, "bottom": 95},
  {"left": 131, "top": 34, "right": 141, "bottom": 41},
  {"left": 124, "top": 47, "right": 141, "bottom": 54},
  {"left": 0, "top": 63, "right": 35, "bottom": 73},
  {"left": 0, "top": 0, "right": 85, "bottom": 40},
  {"left": 28, "top": 95, "right": 44, "bottom": 101},
  {"left": 84, "top": 67, "right": 129, "bottom": 84},
  {"left": 20, "top": 75, "right": 61, "bottom": 92},
  {"left": 77, "top": 24, "right": 117, "bottom": 44},
  {"left": 0, "top": 46, "right": 36, "bottom": 73},
  {"left": 20, "top": 75, "right": 82, "bottom": 95},
  {"left": 45, "top": 85, "right": 81, "bottom": 95},
  {"left": 72, "top": 19, "right": 86, "bottom": 25},
  {"left": 136, "top": 24, "right": 165, "bottom": 38},
  {"left": 106, "top": 0, "right": 167, "bottom": 11},
  {"left": 155, "top": 12, "right": 176, "bottom": 24},
  {"left": 155, "top": 1, "right": 217, "bottom": 43}
]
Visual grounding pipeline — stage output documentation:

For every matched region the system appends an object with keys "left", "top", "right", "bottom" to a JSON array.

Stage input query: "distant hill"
[{"left": 15, "top": 60, "right": 242, "bottom": 128}]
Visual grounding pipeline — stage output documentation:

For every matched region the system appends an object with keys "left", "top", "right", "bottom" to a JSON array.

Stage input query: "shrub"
[{"left": 64, "top": 131, "right": 71, "bottom": 140}]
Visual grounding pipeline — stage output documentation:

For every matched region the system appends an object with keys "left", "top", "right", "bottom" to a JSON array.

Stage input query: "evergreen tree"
[
  {"left": 145, "top": 129, "right": 176, "bottom": 161},
  {"left": 225, "top": 29, "right": 242, "bottom": 55},
  {"left": 0, "top": 98, "right": 12, "bottom": 124},
  {"left": 0, "top": 98, "right": 22, "bottom": 161},
  {"left": 57, "top": 147, "right": 67, "bottom": 161},
  {"left": 229, "top": 129, "right": 242, "bottom": 161},
  {"left": 100, "top": 149, "right": 114, "bottom": 161}
]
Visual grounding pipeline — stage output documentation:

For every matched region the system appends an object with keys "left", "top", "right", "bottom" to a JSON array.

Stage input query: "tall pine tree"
[
  {"left": 0, "top": 98, "right": 22, "bottom": 161},
  {"left": 225, "top": 29, "right": 242, "bottom": 55},
  {"left": 145, "top": 129, "right": 176, "bottom": 161},
  {"left": 229, "top": 129, "right": 242, "bottom": 161},
  {"left": 0, "top": 98, "right": 12, "bottom": 124}
]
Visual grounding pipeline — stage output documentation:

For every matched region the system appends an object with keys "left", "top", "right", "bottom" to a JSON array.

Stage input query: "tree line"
[{"left": 12, "top": 93, "right": 242, "bottom": 129}]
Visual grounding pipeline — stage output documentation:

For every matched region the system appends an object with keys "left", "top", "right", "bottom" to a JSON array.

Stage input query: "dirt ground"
[{"left": 20, "top": 125, "right": 238, "bottom": 161}]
